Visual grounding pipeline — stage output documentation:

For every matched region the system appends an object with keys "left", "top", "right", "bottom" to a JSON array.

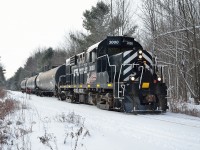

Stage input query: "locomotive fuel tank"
[{"left": 36, "top": 65, "right": 66, "bottom": 94}]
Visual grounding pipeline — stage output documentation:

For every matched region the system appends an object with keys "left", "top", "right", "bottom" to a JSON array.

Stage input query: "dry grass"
[
  {"left": 169, "top": 99, "right": 200, "bottom": 117},
  {"left": 0, "top": 88, "right": 20, "bottom": 120},
  {"left": 0, "top": 88, "right": 21, "bottom": 145},
  {"left": 0, "top": 99, "right": 20, "bottom": 119},
  {"left": 0, "top": 88, "right": 6, "bottom": 99}
]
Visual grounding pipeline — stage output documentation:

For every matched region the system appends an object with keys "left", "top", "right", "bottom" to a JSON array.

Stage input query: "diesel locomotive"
[{"left": 21, "top": 36, "right": 168, "bottom": 113}]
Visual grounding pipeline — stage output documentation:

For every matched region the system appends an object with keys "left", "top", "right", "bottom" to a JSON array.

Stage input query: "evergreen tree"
[
  {"left": 83, "top": 1, "right": 110, "bottom": 42},
  {"left": 42, "top": 47, "right": 54, "bottom": 70},
  {"left": 6, "top": 48, "right": 68, "bottom": 90},
  {"left": 64, "top": 0, "right": 137, "bottom": 55}
]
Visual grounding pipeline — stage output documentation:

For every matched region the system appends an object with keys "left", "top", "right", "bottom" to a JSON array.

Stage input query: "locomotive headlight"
[
  {"left": 139, "top": 50, "right": 143, "bottom": 54},
  {"left": 158, "top": 77, "right": 162, "bottom": 81},
  {"left": 139, "top": 55, "right": 143, "bottom": 59},
  {"left": 130, "top": 76, "right": 135, "bottom": 81}
]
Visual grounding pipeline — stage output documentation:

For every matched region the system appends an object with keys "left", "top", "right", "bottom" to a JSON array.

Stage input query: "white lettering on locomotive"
[
  {"left": 126, "top": 41, "right": 133, "bottom": 46},
  {"left": 109, "top": 40, "right": 119, "bottom": 45},
  {"left": 79, "top": 68, "right": 84, "bottom": 73},
  {"left": 89, "top": 65, "right": 95, "bottom": 71},
  {"left": 84, "top": 66, "right": 88, "bottom": 73},
  {"left": 73, "top": 69, "right": 79, "bottom": 76}
]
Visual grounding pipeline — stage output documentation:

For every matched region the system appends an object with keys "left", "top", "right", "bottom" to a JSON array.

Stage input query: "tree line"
[{"left": 6, "top": 47, "right": 68, "bottom": 90}]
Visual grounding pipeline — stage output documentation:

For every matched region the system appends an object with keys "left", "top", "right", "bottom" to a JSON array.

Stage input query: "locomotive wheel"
[
  {"left": 120, "top": 101, "right": 125, "bottom": 112},
  {"left": 158, "top": 95, "right": 167, "bottom": 112},
  {"left": 71, "top": 93, "right": 79, "bottom": 103},
  {"left": 60, "top": 92, "right": 66, "bottom": 101}
]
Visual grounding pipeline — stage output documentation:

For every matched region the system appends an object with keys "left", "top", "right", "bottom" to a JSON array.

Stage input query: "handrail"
[
  {"left": 97, "top": 54, "right": 116, "bottom": 94},
  {"left": 117, "top": 63, "right": 140, "bottom": 98},
  {"left": 139, "top": 66, "right": 144, "bottom": 89}
]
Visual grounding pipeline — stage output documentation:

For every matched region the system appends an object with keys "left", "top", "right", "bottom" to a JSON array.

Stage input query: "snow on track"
[{"left": 9, "top": 91, "right": 200, "bottom": 150}]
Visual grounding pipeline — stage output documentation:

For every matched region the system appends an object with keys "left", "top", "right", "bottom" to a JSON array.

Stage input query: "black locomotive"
[{"left": 21, "top": 36, "right": 168, "bottom": 113}]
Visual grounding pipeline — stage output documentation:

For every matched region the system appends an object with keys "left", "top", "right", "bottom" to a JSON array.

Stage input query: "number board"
[{"left": 107, "top": 36, "right": 134, "bottom": 48}]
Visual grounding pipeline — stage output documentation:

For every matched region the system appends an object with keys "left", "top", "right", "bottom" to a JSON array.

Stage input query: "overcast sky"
[
  {"left": 0, "top": 0, "right": 100, "bottom": 79},
  {"left": 0, "top": 0, "right": 142, "bottom": 79}
]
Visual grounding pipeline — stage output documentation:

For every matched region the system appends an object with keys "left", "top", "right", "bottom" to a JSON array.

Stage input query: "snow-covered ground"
[{"left": 4, "top": 91, "right": 200, "bottom": 150}]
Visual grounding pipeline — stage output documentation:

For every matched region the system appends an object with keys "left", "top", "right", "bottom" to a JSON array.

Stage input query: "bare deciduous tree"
[{"left": 142, "top": 0, "right": 200, "bottom": 104}]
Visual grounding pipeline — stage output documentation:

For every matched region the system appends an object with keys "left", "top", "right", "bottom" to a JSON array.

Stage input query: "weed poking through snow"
[
  {"left": 55, "top": 111, "right": 90, "bottom": 150},
  {"left": 0, "top": 89, "right": 34, "bottom": 150}
]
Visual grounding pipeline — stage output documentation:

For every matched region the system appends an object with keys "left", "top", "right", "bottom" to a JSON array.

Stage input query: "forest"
[{"left": 0, "top": 0, "right": 200, "bottom": 110}]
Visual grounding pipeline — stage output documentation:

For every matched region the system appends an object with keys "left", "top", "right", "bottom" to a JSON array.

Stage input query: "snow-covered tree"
[{"left": 142, "top": 0, "right": 200, "bottom": 104}]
